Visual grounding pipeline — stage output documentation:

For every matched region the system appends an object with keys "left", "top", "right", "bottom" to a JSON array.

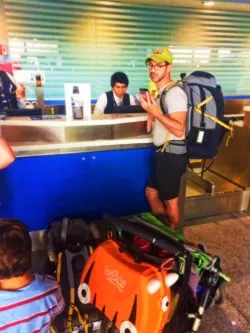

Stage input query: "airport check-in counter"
[
  {"left": 0, "top": 99, "right": 249, "bottom": 233},
  {"left": 0, "top": 113, "right": 155, "bottom": 232},
  {"left": 0, "top": 114, "right": 151, "bottom": 156}
]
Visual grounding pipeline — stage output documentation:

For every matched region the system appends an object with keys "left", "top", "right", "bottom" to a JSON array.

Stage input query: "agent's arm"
[{"left": 93, "top": 93, "right": 107, "bottom": 115}]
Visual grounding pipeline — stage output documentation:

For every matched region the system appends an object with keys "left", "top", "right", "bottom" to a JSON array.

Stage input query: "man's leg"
[
  {"left": 164, "top": 197, "right": 179, "bottom": 228},
  {"left": 145, "top": 186, "right": 165, "bottom": 215}
]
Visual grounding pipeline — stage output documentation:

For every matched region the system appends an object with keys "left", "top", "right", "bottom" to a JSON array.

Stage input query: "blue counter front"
[{"left": 0, "top": 147, "right": 153, "bottom": 231}]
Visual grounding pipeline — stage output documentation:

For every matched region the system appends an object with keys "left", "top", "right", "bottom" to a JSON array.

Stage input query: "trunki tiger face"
[{"left": 78, "top": 239, "right": 179, "bottom": 333}]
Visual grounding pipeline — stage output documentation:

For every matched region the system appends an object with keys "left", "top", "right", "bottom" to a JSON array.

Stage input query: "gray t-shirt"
[{"left": 152, "top": 83, "right": 188, "bottom": 146}]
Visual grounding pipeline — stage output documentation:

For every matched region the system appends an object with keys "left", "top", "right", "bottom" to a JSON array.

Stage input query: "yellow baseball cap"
[{"left": 145, "top": 48, "right": 173, "bottom": 64}]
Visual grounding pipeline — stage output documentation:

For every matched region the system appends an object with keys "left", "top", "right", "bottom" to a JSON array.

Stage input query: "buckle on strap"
[
  {"left": 168, "top": 140, "right": 186, "bottom": 146},
  {"left": 155, "top": 145, "right": 163, "bottom": 152}
]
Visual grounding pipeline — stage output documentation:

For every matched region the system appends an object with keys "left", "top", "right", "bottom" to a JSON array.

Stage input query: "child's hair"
[{"left": 0, "top": 219, "right": 32, "bottom": 279}]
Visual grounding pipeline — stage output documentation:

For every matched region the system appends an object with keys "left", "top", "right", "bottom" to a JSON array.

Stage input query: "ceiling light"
[{"left": 202, "top": 1, "right": 215, "bottom": 6}]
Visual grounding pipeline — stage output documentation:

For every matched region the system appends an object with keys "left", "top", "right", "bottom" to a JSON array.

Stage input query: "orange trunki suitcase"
[
  {"left": 77, "top": 214, "right": 194, "bottom": 333},
  {"left": 78, "top": 238, "right": 175, "bottom": 333}
]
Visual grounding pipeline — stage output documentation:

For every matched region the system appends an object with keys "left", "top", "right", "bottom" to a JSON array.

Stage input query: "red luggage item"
[
  {"left": 132, "top": 235, "right": 152, "bottom": 253},
  {"left": 78, "top": 239, "right": 178, "bottom": 333}
]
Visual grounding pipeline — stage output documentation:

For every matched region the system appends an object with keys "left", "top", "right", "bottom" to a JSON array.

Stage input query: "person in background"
[
  {"left": 0, "top": 134, "right": 15, "bottom": 169},
  {"left": 149, "top": 79, "right": 158, "bottom": 98},
  {"left": 0, "top": 69, "right": 18, "bottom": 110},
  {"left": 139, "top": 48, "right": 188, "bottom": 229},
  {"left": 0, "top": 69, "right": 26, "bottom": 110},
  {"left": 93, "top": 71, "right": 136, "bottom": 115},
  {"left": 0, "top": 219, "right": 65, "bottom": 332}
]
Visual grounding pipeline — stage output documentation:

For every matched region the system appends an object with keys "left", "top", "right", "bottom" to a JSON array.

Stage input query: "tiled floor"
[{"left": 184, "top": 213, "right": 250, "bottom": 333}]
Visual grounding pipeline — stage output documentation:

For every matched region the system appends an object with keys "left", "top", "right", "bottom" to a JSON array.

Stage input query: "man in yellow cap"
[{"left": 139, "top": 48, "right": 188, "bottom": 229}]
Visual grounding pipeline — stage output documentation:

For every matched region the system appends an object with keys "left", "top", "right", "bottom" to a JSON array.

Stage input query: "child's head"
[{"left": 0, "top": 219, "right": 32, "bottom": 279}]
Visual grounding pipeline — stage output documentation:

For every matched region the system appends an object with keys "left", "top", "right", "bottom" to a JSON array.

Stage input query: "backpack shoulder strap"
[
  {"left": 56, "top": 245, "right": 91, "bottom": 332},
  {"left": 160, "top": 81, "right": 182, "bottom": 115},
  {"left": 159, "top": 81, "right": 185, "bottom": 153}
]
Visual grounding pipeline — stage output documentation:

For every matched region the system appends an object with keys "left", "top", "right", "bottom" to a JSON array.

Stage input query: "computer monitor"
[
  {"left": 112, "top": 105, "right": 146, "bottom": 114},
  {"left": 4, "top": 108, "right": 42, "bottom": 117}
]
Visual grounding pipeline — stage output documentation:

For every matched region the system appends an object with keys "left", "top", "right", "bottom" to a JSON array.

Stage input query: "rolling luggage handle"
[{"left": 188, "top": 256, "right": 222, "bottom": 333}]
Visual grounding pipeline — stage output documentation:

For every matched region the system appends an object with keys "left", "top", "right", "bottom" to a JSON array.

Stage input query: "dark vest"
[{"left": 104, "top": 91, "right": 130, "bottom": 114}]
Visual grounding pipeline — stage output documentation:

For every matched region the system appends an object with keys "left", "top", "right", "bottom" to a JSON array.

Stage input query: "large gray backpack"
[{"left": 160, "top": 71, "right": 232, "bottom": 159}]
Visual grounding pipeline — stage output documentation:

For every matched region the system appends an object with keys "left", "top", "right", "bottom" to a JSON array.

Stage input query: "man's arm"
[
  {"left": 152, "top": 111, "right": 186, "bottom": 138},
  {"left": 93, "top": 93, "right": 107, "bottom": 115},
  {"left": 139, "top": 90, "right": 187, "bottom": 137}
]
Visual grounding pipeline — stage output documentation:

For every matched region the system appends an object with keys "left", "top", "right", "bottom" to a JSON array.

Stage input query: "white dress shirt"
[{"left": 93, "top": 91, "right": 136, "bottom": 115}]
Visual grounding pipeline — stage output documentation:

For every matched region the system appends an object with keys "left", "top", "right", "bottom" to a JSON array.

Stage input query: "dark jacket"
[{"left": 0, "top": 70, "right": 18, "bottom": 111}]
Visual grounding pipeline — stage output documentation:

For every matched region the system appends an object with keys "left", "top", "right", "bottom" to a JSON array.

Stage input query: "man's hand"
[{"left": 139, "top": 92, "right": 159, "bottom": 117}]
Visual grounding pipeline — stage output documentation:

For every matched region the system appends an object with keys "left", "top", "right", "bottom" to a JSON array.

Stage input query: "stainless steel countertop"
[
  {"left": 10, "top": 136, "right": 153, "bottom": 157},
  {"left": 0, "top": 114, "right": 148, "bottom": 127},
  {"left": 1, "top": 114, "right": 151, "bottom": 156}
]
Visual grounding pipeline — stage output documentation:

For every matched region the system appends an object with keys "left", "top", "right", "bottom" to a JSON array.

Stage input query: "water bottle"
[
  {"left": 71, "top": 86, "right": 83, "bottom": 119},
  {"left": 35, "top": 74, "right": 44, "bottom": 110}
]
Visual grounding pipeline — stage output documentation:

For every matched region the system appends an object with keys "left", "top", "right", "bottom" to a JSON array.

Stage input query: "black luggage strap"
[
  {"left": 61, "top": 217, "right": 69, "bottom": 246},
  {"left": 199, "top": 87, "right": 206, "bottom": 128},
  {"left": 171, "top": 251, "right": 193, "bottom": 325}
]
